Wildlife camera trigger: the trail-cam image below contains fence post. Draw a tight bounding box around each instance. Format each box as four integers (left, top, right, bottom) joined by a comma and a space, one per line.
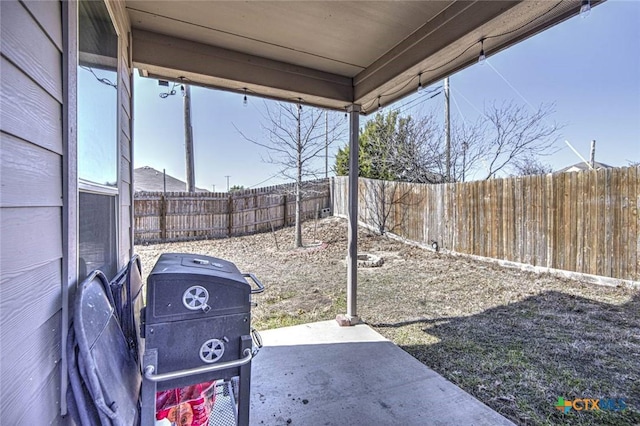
254, 194, 258, 233
228, 195, 233, 237
329, 177, 334, 215
160, 194, 167, 241
282, 194, 288, 226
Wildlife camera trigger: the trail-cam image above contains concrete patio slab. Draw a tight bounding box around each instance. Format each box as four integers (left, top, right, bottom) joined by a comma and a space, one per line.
249, 320, 514, 426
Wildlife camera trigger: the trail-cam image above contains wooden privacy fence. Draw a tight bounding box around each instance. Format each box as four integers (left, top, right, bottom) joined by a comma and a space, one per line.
135, 179, 330, 243
333, 167, 639, 282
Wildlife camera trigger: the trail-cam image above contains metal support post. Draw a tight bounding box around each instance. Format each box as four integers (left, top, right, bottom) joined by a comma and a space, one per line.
444, 77, 451, 182
237, 335, 253, 426
337, 104, 361, 326
141, 349, 159, 426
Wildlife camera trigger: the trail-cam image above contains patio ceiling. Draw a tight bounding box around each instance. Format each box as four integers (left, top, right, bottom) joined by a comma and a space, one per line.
129, 0, 601, 113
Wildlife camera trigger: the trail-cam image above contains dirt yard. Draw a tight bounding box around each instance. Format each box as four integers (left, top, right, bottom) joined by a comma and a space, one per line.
136, 217, 639, 426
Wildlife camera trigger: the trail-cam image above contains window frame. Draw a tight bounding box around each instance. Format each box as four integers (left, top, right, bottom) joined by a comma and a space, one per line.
76, 0, 121, 281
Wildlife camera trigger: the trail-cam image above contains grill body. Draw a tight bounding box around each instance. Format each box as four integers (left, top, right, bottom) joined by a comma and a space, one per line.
145, 253, 251, 389
141, 253, 256, 425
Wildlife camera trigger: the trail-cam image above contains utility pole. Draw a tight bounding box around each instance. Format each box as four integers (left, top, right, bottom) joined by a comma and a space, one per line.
590, 140, 596, 169
158, 79, 196, 192
182, 84, 196, 192
212, 184, 215, 192
325, 110, 329, 179
225, 175, 230, 192
444, 77, 451, 182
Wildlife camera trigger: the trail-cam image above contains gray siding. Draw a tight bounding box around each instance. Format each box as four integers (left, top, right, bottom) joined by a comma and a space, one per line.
118, 25, 134, 267
0, 0, 65, 424
1, 0, 133, 422
103, 0, 134, 268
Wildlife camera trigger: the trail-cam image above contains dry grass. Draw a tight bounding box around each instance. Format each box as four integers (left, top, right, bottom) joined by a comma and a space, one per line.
136, 217, 639, 426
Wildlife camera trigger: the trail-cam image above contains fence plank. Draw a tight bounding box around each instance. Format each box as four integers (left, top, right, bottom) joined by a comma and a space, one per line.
330, 169, 636, 281
134, 172, 635, 280
134, 179, 330, 243
630, 166, 639, 280
567, 172, 577, 272
553, 172, 564, 270
575, 172, 584, 273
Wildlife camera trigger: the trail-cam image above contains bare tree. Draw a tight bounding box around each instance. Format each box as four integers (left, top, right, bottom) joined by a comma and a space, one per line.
476, 101, 561, 179
513, 156, 553, 176
236, 102, 345, 248
360, 179, 421, 236
412, 115, 487, 183
336, 101, 560, 184
387, 114, 444, 183
422, 102, 561, 181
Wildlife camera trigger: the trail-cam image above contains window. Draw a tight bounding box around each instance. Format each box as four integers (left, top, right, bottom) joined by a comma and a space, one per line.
78, 0, 119, 281
78, 190, 117, 280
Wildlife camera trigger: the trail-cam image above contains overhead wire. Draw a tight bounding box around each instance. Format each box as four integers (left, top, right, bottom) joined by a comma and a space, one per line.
450, 91, 469, 124
159, 82, 179, 98
360, 0, 565, 113
389, 90, 442, 115
451, 86, 485, 118
80, 65, 117, 89
485, 59, 559, 132
394, 86, 442, 111
248, 172, 281, 188
485, 59, 539, 115
370, 86, 441, 115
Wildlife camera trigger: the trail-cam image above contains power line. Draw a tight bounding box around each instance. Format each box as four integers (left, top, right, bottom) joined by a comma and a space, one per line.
248, 172, 281, 189
450, 86, 485, 118
486, 59, 538, 115
394, 86, 442, 112
361, 0, 565, 113
389, 90, 442, 115
450, 91, 469, 124
370, 86, 440, 115
159, 82, 179, 98
80, 66, 117, 89
485, 59, 557, 130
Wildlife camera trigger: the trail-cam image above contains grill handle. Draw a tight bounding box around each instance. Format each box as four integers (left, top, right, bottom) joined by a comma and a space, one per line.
143, 348, 252, 383
243, 273, 265, 294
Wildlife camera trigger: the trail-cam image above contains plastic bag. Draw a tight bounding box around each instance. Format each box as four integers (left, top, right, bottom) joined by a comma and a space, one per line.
155, 381, 216, 426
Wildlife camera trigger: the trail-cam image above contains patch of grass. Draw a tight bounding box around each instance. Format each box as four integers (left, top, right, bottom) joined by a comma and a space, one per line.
136, 217, 640, 426
391, 291, 640, 425
331, 290, 346, 312
263, 290, 297, 305
256, 312, 307, 330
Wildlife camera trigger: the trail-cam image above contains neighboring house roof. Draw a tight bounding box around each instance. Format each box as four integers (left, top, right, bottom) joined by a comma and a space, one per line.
134, 166, 209, 192
557, 161, 613, 173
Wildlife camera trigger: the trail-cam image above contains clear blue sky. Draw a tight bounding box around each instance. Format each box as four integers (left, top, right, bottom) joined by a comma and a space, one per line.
133, 0, 640, 190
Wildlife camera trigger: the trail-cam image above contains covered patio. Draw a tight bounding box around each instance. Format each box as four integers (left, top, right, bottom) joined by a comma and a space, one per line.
0, 0, 605, 424
250, 320, 514, 425
125, 3, 602, 422
129, 0, 603, 327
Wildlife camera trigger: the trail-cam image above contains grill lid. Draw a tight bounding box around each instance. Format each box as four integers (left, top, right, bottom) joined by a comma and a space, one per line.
146, 253, 252, 324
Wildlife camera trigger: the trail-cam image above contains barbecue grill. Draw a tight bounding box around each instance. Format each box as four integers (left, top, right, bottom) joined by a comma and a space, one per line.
140, 253, 264, 425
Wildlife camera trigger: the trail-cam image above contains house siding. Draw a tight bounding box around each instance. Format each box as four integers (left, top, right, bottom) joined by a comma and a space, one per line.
0, 0, 65, 423
105, 0, 134, 268
0, 0, 133, 422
